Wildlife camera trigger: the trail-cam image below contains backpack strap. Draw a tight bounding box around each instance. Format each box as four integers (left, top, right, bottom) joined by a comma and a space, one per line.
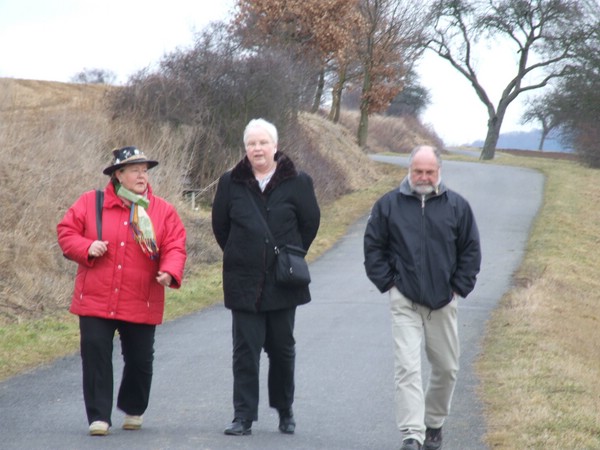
95, 189, 104, 240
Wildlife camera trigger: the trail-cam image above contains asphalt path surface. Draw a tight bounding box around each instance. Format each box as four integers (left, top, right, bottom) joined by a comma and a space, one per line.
0, 155, 544, 450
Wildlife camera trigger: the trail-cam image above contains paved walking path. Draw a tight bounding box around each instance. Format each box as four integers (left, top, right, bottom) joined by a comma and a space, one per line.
0, 156, 544, 449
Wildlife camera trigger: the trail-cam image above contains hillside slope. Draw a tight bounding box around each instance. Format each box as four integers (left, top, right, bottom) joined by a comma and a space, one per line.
0, 78, 108, 114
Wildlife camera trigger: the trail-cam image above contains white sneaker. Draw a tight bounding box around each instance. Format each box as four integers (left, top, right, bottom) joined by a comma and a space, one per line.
89, 420, 109, 436
123, 414, 143, 430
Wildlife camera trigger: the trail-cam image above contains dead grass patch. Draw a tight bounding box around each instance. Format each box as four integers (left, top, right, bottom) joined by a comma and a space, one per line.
477, 154, 600, 449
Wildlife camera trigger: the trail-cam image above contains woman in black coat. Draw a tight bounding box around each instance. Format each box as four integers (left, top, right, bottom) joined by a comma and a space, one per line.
211, 118, 320, 436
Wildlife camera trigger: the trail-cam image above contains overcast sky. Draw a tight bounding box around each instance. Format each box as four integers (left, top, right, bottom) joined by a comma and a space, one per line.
0, 0, 534, 146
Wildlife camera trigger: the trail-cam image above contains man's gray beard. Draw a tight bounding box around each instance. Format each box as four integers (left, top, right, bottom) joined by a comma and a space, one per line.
413, 184, 435, 195
409, 174, 442, 195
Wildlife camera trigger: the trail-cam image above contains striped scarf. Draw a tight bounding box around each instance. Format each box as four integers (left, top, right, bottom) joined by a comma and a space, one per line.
116, 184, 159, 259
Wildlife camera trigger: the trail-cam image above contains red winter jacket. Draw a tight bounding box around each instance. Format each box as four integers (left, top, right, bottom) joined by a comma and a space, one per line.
57, 181, 187, 325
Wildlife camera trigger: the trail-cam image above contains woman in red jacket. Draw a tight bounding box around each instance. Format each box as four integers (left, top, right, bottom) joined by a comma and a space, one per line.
57, 146, 187, 436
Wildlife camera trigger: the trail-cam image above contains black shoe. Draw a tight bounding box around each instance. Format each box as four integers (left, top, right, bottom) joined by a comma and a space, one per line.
424, 427, 442, 450
224, 418, 252, 436
400, 438, 422, 450
278, 408, 295, 434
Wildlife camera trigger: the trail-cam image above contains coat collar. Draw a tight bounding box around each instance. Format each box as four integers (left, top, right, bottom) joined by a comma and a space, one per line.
231, 152, 298, 194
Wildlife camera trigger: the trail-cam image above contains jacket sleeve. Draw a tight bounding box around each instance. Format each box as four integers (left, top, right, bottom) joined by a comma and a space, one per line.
157, 203, 187, 289
56, 191, 96, 267
363, 198, 396, 293
296, 173, 320, 251
451, 199, 481, 298
211, 174, 231, 251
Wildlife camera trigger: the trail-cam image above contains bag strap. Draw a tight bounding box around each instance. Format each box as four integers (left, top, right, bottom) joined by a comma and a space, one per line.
95, 189, 104, 240
244, 188, 279, 255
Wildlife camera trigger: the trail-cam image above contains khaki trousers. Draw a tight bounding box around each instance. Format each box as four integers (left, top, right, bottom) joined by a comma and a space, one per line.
389, 287, 460, 444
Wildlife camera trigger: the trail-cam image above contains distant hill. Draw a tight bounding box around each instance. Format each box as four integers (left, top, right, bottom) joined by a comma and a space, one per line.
471, 129, 573, 152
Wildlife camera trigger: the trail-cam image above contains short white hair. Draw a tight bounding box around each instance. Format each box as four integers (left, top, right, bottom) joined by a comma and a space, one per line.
243, 118, 278, 145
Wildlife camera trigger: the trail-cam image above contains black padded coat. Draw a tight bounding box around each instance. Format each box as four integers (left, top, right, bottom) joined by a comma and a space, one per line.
211, 152, 320, 312
364, 177, 481, 310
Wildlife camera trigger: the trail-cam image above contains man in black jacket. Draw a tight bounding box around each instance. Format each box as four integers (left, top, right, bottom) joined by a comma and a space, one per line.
363, 145, 481, 450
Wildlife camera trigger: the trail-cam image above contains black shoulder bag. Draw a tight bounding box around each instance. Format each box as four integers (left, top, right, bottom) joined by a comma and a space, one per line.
95, 189, 104, 240
245, 189, 311, 287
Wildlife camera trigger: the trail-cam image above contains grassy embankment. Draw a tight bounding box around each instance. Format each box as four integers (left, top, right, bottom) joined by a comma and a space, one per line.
476, 153, 600, 449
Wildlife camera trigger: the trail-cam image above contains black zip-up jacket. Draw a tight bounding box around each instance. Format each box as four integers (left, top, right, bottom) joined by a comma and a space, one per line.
363, 177, 481, 310
212, 152, 320, 312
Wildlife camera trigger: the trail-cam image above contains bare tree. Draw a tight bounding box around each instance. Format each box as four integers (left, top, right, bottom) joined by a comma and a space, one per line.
548, 41, 600, 164
356, 0, 429, 148
427, 0, 594, 160
521, 93, 561, 151
518, 0, 600, 163
327, 33, 365, 123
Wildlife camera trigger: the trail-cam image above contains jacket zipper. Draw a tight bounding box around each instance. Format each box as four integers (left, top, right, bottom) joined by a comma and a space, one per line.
420, 194, 426, 303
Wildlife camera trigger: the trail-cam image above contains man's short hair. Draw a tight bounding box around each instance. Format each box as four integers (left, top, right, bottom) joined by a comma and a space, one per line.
409, 145, 442, 167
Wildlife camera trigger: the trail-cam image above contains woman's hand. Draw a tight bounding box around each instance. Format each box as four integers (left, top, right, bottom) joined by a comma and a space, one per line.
156, 271, 172, 287
88, 240, 109, 258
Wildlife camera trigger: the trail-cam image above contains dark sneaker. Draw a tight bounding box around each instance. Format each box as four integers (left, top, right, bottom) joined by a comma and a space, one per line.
224, 418, 252, 436
424, 427, 443, 450
400, 438, 422, 450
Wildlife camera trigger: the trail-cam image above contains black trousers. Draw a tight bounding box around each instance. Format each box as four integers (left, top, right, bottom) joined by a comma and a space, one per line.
231, 308, 296, 421
79, 316, 156, 425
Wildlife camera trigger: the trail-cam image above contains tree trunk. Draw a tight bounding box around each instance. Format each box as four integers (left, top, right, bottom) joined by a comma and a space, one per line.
358, 108, 369, 148
311, 68, 325, 114
332, 94, 342, 123
329, 65, 347, 124
328, 86, 343, 123
538, 134, 546, 151
480, 116, 502, 160
480, 103, 508, 160
358, 66, 372, 148
538, 123, 550, 151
